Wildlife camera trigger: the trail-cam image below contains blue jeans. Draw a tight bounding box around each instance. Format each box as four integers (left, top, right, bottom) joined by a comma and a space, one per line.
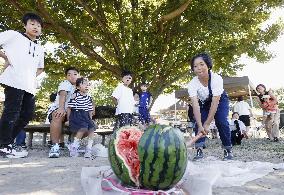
194, 94, 232, 150
16, 130, 26, 145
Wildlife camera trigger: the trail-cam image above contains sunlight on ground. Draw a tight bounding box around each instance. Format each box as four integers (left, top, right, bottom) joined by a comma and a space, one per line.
21, 191, 58, 195
49, 168, 68, 173
0, 160, 9, 164
0, 162, 44, 169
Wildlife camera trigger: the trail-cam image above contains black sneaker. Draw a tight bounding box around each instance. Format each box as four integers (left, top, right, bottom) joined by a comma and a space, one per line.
273, 137, 279, 142
59, 142, 67, 149
193, 148, 204, 160
223, 149, 233, 161
0, 144, 28, 158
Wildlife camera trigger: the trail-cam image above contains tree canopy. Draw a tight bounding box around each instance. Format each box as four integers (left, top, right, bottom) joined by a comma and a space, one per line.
1, 0, 283, 102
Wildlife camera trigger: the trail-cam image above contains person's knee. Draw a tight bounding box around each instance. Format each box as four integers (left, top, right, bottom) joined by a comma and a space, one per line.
50, 117, 64, 130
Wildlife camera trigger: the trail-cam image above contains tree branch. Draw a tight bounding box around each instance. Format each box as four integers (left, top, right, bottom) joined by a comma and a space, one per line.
113, 0, 127, 52
75, 0, 122, 62
158, 0, 191, 32
82, 33, 117, 59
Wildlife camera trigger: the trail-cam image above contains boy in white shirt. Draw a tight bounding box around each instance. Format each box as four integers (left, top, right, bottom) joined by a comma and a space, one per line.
0, 13, 44, 158
112, 70, 135, 128
48, 67, 79, 158
229, 112, 246, 145
233, 96, 253, 137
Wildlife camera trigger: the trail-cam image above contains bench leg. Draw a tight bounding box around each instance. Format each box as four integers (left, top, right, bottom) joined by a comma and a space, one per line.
28, 132, 33, 147
42, 132, 47, 146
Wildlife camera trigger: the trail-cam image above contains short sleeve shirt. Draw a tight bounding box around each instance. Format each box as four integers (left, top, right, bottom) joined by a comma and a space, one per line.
47, 80, 75, 115
187, 72, 224, 102
0, 30, 45, 95
112, 83, 135, 115
229, 119, 246, 132
233, 101, 251, 116
68, 91, 93, 112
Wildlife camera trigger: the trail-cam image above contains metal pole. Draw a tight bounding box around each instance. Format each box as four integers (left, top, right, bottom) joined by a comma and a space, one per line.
248, 84, 254, 108
174, 91, 177, 122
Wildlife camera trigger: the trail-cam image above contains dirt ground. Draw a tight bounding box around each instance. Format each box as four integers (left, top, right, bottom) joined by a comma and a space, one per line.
0, 134, 284, 195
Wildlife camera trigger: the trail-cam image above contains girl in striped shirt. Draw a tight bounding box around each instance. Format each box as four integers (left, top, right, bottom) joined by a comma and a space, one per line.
67, 77, 95, 158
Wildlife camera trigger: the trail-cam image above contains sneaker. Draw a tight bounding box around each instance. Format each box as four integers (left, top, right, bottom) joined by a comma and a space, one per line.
12, 144, 28, 155
20, 143, 27, 149
273, 137, 279, 142
193, 148, 203, 160
59, 142, 66, 149
49, 145, 60, 158
0, 144, 28, 158
84, 147, 92, 158
69, 144, 79, 157
223, 149, 233, 160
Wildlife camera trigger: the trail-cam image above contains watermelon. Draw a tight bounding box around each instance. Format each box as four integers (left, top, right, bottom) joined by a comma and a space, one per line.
108, 124, 188, 190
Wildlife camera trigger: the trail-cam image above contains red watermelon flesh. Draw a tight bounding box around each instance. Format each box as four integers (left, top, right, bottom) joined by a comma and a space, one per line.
115, 128, 143, 185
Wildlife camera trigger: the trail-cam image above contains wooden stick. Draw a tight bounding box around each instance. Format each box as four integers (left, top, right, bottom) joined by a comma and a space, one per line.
186, 130, 209, 147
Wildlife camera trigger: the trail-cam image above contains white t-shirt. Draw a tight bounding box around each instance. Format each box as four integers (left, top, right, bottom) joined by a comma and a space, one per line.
229, 119, 246, 133
233, 101, 251, 116
0, 30, 44, 95
112, 83, 135, 115
47, 80, 75, 115
187, 72, 224, 102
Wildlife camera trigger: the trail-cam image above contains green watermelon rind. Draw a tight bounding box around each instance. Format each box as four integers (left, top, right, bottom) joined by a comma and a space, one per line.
108, 126, 141, 186
109, 124, 188, 190
138, 124, 188, 190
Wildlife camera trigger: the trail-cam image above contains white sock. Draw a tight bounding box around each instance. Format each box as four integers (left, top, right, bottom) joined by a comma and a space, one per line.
53, 143, 59, 150
73, 138, 80, 148
87, 138, 94, 149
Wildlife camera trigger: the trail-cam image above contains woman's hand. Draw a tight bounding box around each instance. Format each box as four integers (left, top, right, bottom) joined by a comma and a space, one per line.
203, 123, 210, 134
198, 126, 208, 136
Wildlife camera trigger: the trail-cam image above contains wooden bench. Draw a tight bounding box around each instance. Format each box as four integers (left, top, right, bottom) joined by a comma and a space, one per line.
24, 124, 113, 147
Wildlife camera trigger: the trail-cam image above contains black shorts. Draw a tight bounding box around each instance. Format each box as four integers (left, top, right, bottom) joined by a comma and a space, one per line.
239, 115, 250, 126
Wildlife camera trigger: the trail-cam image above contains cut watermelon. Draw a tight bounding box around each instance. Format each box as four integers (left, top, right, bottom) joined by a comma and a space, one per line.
108, 125, 187, 190
115, 127, 142, 186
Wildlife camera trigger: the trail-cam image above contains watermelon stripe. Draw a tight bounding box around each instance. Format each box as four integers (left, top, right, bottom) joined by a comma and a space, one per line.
172, 132, 187, 185
157, 130, 171, 189
147, 127, 161, 188
139, 125, 157, 186
170, 130, 182, 186
149, 128, 166, 188
160, 129, 179, 189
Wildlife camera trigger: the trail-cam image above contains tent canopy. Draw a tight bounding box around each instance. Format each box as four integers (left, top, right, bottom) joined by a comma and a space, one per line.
175, 76, 257, 101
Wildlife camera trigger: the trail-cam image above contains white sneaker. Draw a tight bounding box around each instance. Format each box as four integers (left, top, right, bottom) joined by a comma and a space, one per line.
69, 144, 79, 157
49, 145, 60, 158
0, 145, 28, 158
84, 147, 92, 158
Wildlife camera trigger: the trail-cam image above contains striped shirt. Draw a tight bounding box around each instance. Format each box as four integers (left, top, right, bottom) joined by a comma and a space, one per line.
68, 91, 93, 112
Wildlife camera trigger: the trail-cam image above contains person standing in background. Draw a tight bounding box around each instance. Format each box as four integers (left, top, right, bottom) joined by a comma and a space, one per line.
233, 96, 253, 138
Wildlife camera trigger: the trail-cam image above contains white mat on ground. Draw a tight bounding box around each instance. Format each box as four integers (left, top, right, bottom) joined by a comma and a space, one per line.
81, 156, 284, 195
